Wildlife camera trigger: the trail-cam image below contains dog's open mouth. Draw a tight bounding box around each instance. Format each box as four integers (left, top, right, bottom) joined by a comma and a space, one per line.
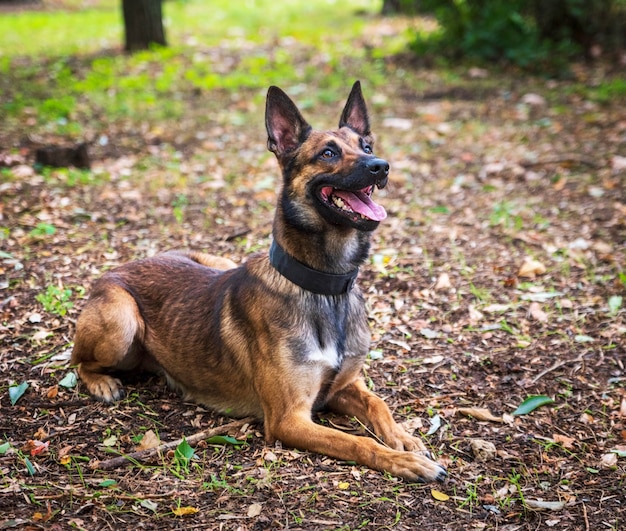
319, 185, 387, 222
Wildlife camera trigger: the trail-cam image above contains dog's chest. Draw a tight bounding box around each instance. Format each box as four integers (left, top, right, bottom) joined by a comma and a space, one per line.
306, 344, 341, 367
300, 295, 368, 369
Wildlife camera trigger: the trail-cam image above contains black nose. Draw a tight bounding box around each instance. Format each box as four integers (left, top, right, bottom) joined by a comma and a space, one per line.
366, 158, 390, 178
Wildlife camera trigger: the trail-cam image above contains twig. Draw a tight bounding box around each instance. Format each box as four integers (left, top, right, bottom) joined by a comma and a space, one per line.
531, 354, 585, 385
93, 417, 255, 470
582, 501, 590, 531
520, 157, 600, 169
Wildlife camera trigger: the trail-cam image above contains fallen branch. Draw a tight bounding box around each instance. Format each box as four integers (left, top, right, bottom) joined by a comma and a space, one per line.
92, 417, 255, 470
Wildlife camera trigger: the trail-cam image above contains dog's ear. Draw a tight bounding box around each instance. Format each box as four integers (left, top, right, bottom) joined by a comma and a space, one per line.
266, 86, 312, 156
339, 81, 371, 138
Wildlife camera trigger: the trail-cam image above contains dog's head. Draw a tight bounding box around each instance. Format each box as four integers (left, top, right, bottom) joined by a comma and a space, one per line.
265, 81, 389, 233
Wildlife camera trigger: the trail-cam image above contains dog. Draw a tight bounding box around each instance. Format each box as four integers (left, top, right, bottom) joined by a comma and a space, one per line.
71, 82, 447, 483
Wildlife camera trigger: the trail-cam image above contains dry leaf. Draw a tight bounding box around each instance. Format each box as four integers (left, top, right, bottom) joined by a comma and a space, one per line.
337, 482, 350, 490
46, 385, 59, 399
528, 302, 548, 323
172, 506, 199, 517
620, 397, 626, 418
247, 503, 263, 518
518, 257, 547, 278
552, 434, 575, 449
525, 499, 566, 511
482, 303, 511, 313
135, 430, 160, 451
263, 450, 278, 462
434, 272, 452, 291
457, 407, 503, 423
431, 489, 450, 501
600, 453, 618, 468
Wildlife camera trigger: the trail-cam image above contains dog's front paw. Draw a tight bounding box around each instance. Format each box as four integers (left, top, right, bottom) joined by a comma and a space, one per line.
393, 452, 448, 484
87, 375, 124, 403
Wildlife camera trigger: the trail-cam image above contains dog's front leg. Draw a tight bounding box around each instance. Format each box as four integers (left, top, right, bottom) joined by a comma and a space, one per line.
265, 408, 446, 483
326, 378, 431, 454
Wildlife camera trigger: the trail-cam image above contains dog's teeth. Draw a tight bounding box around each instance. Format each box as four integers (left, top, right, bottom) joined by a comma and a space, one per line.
332, 195, 352, 212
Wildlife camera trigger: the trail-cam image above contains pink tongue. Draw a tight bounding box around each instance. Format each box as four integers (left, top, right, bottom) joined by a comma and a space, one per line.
334, 190, 387, 221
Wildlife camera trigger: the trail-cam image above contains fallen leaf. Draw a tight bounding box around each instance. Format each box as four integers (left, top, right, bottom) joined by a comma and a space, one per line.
102, 435, 118, 447
58, 372, 77, 389
9, 382, 29, 406
528, 302, 548, 323
552, 434, 575, 449
434, 272, 452, 290
518, 257, 547, 278
172, 506, 198, 516
600, 453, 618, 468
135, 430, 160, 451
426, 414, 442, 436
247, 503, 262, 517
457, 407, 503, 423
46, 385, 59, 399
482, 303, 511, 313
420, 328, 440, 339
263, 450, 278, 462
431, 489, 450, 501
337, 482, 350, 490
524, 499, 567, 511
512, 395, 555, 415
140, 499, 158, 512
620, 397, 626, 418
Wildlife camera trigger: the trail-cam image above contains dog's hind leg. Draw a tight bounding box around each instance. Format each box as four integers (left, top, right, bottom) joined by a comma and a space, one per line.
167, 250, 237, 270
71, 284, 145, 402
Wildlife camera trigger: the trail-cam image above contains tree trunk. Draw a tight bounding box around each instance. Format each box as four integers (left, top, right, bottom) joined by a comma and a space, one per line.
381, 0, 421, 15
122, 0, 166, 53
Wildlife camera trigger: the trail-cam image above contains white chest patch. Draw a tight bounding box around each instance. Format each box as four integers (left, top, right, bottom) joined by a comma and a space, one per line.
306, 345, 340, 367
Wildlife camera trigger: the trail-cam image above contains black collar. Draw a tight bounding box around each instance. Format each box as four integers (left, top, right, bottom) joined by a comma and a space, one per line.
269, 240, 358, 296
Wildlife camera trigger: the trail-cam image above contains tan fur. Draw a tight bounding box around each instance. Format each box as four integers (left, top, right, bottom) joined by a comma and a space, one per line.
72, 83, 447, 483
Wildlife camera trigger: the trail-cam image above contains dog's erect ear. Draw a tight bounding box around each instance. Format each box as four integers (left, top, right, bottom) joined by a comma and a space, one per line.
339, 81, 371, 138
266, 86, 312, 156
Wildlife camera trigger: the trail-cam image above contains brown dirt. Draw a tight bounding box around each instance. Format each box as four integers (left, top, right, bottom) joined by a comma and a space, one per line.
1, 24, 625, 531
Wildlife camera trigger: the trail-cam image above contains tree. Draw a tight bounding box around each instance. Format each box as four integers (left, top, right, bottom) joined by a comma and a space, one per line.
381, 0, 421, 15
122, 0, 166, 53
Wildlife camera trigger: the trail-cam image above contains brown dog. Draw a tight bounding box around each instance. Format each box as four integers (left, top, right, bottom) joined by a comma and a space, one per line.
72, 82, 447, 483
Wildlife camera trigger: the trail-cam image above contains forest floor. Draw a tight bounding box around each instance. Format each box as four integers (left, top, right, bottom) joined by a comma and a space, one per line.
1, 3, 625, 530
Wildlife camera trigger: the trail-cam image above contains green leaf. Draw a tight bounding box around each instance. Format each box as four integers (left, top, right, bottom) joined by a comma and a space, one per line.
24, 457, 36, 476
0, 442, 11, 455
59, 371, 77, 388
140, 499, 158, 512
611, 449, 626, 458
574, 335, 594, 343
9, 382, 29, 406
98, 479, 117, 488
175, 437, 195, 460
368, 349, 384, 360
206, 435, 243, 447
608, 295, 622, 316
512, 395, 554, 416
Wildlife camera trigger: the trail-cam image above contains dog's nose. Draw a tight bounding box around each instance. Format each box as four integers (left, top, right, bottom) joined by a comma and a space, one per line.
366, 158, 390, 178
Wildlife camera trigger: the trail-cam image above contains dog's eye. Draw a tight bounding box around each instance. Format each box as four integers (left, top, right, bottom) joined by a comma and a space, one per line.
362, 144, 373, 154
321, 149, 336, 159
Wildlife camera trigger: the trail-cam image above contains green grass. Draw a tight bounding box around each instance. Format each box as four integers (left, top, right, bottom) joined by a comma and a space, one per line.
0, 0, 380, 57
0, 0, 386, 133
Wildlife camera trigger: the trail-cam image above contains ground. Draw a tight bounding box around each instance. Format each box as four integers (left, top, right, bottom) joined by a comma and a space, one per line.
0, 5, 625, 531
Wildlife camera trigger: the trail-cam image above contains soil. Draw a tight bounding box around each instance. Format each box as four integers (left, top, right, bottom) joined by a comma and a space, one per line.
1, 16, 625, 531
